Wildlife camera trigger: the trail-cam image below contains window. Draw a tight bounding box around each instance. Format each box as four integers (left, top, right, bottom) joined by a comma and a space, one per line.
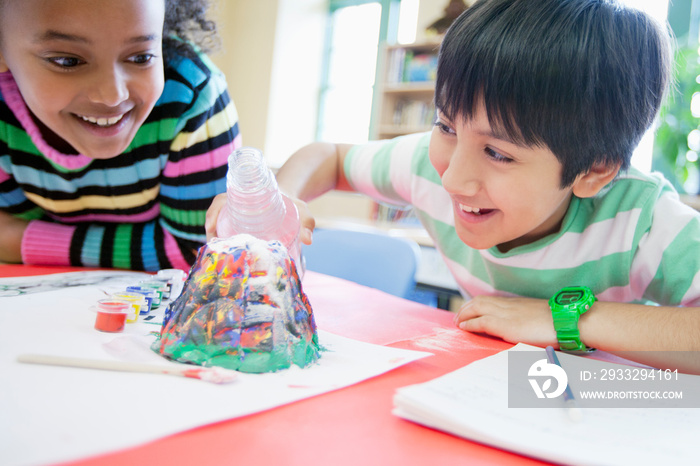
621, 0, 670, 172
317, 0, 405, 143
317, 0, 674, 166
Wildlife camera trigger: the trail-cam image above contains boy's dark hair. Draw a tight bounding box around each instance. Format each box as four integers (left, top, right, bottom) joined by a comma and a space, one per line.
163, 0, 219, 60
435, 0, 672, 187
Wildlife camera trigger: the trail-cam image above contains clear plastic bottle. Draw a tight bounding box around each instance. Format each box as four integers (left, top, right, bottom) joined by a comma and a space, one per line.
216, 147, 304, 277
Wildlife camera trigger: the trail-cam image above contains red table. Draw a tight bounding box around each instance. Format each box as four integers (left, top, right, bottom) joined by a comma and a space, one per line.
1, 265, 548, 466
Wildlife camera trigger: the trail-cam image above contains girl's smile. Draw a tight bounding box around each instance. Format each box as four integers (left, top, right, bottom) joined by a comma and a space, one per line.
77, 113, 127, 127
73, 110, 133, 138
0, 0, 165, 159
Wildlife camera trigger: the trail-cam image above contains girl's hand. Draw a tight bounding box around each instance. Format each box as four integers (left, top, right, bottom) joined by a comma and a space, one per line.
454, 295, 558, 347
0, 211, 28, 263
204, 193, 227, 241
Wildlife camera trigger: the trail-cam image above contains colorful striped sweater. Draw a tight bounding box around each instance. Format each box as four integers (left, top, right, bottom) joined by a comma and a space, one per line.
0, 51, 240, 271
345, 132, 700, 306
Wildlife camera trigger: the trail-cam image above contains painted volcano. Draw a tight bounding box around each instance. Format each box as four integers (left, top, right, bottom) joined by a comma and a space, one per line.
152, 234, 320, 373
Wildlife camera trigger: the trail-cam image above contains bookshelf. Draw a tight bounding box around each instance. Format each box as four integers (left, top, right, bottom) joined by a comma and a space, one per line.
368, 40, 441, 223
372, 40, 441, 140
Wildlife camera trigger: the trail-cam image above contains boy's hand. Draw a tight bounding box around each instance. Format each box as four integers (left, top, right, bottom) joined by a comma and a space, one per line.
204, 193, 227, 241
204, 193, 317, 245
454, 296, 558, 347
289, 196, 315, 245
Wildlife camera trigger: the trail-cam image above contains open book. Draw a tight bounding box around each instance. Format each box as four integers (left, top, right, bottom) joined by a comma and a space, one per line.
393, 343, 700, 466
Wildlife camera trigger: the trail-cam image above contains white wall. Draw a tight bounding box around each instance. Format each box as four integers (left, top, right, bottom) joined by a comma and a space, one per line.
210, 0, 325, 168
210, 0, 278, 157
263, 0, 327, 168
211, 0, 454, 168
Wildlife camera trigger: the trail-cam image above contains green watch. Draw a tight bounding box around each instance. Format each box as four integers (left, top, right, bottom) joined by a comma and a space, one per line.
549, 286, 596, 352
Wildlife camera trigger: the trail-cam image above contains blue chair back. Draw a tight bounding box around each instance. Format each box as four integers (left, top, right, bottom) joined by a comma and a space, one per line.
302, 228, 421, 299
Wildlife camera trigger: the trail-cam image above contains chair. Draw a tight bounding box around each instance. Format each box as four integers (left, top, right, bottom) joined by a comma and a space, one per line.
302, 227, 422, 299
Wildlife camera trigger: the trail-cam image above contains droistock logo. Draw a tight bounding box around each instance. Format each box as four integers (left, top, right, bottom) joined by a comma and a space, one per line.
528, 358, 568, 399
509, 349, 700, 408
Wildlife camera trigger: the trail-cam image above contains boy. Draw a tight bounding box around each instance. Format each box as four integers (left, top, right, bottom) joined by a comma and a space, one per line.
211, 0, 700, 372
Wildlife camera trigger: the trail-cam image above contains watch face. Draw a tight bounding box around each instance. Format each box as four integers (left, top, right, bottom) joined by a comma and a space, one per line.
554, 290, 584, 306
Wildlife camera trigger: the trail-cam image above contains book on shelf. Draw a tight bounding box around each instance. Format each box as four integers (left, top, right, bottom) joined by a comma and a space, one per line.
371, 202, 415, 223
404, 53, 438, 82
386, 48, 438, 84
386, 48, 406, 84
392, 100, 435, 128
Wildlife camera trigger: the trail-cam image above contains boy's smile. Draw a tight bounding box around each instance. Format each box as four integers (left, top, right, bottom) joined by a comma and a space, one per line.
429, 104, 576, 253
0, 0, 165, 159
456, 203, 494, 219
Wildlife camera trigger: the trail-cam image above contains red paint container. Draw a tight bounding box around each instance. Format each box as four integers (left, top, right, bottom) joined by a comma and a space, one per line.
93, 299, 129, 333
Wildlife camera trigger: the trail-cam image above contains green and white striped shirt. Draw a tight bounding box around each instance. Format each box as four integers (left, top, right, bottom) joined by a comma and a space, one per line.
345, 132, 700, 306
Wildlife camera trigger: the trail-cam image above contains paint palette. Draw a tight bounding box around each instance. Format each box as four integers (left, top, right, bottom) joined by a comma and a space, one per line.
90, 269, 185, 332
151, 234, 320, 373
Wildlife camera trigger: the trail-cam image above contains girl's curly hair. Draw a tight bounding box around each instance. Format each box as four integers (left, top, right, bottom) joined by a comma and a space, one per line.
163, 0, 220, 60
0, 0, 218, 60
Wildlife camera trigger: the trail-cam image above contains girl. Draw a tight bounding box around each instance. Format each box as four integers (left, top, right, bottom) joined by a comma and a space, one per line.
0, 0, 240, 271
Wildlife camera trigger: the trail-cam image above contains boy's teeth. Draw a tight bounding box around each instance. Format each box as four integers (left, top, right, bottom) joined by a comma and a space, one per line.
80, 114, 123, 126
460, 203, 481, 214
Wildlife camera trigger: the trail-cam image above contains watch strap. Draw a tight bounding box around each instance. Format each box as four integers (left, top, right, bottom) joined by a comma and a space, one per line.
549, 286, 596, 353
552, 311, 589, 351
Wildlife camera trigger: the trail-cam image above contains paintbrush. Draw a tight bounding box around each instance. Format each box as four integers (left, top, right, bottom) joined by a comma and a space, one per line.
17, 354, 237, 384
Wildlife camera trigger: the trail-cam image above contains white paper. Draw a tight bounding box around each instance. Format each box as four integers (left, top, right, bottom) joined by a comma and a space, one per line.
393, 343, 700, 466
0, 272, 432, 466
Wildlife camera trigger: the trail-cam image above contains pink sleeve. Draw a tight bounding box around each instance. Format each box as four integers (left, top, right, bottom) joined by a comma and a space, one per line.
20, 220, 75, 266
